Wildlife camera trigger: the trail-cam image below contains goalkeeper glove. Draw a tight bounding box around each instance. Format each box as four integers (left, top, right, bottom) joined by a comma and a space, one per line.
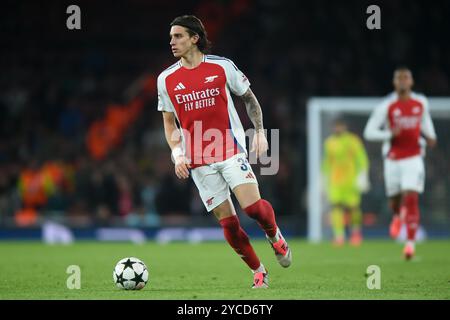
356, 171, 371, 193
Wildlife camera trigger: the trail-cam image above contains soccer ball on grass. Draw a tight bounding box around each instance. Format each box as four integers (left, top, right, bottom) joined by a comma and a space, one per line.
113, 257, 149, 290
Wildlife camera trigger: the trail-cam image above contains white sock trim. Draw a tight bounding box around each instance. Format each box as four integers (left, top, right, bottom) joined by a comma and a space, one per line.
268, 228, 281, 243
252, 264, 266, 274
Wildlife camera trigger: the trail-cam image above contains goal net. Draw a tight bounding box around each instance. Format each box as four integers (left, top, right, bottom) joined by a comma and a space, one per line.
306, 97, 450, 242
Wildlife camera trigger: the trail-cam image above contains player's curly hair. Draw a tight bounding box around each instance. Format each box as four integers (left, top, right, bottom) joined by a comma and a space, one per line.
170, 15, 212, 54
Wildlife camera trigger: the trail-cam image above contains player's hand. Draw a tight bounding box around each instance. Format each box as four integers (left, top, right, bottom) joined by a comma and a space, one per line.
426, 137, 437, 148
174, 155, 191, 179
251, 129, 269, 159
356, 171, 371, 193
391, 126, 402, 137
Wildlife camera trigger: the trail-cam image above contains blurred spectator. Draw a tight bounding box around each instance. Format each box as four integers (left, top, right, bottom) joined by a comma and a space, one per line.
155, 174, 192, 225
17, 160, 52, 211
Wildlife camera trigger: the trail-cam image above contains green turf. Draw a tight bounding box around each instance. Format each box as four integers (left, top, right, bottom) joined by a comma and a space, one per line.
0, 239, 449, 299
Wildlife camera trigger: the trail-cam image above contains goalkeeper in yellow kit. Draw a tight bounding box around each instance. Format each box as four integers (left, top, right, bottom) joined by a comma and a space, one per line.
322, 119, 370, 246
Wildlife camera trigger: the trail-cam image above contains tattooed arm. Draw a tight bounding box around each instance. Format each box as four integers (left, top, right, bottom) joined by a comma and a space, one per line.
240, 88, 268, 157
241, 88, 264, 131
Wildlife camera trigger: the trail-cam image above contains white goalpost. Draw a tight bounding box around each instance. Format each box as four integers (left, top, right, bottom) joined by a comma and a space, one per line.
306, 97, 450, 242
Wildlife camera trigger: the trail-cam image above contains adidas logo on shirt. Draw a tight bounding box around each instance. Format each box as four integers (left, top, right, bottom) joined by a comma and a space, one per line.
174, 82, 186, 91
245, 172, 255, 179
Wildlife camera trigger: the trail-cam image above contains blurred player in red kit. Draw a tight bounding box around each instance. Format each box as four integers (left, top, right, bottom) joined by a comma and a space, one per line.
364, 67, 437, 260
157, 15, 292, 288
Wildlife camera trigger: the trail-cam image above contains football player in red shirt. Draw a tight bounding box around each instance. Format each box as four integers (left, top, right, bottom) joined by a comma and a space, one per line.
364, 67, 437, 260
157, 15, 292, 288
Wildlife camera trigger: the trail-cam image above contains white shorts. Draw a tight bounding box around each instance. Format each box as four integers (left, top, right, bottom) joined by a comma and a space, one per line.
191, 153, 258, 212
384, 155, 425, 197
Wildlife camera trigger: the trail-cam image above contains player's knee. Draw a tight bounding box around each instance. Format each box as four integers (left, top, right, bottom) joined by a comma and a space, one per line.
243, 199, 273, 219
213, 200, 233, 220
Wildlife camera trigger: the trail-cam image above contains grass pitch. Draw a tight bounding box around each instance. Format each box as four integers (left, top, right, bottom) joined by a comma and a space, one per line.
0, 239, 449, 299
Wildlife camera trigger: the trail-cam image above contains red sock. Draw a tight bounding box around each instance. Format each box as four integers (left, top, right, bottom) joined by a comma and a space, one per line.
243, 199, 278, 238
219, 215, 261, 270
401, 193, 420, 241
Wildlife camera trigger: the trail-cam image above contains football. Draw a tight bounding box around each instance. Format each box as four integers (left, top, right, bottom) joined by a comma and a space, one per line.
113, 257, 149, 290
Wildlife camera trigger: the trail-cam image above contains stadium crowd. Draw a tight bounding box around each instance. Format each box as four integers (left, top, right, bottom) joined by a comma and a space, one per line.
0, 0, 449, 230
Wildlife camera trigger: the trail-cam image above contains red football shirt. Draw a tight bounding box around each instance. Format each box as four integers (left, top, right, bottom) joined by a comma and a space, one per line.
364, 92, 437, 160
387, 98, 424, 159
157, 55, 250, 168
